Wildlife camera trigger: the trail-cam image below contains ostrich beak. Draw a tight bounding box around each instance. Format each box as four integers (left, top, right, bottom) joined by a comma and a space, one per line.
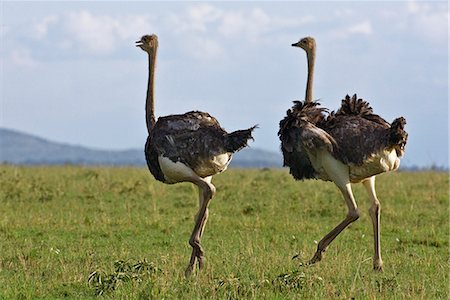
292, 42, 301, 47
135, 40, 143, 47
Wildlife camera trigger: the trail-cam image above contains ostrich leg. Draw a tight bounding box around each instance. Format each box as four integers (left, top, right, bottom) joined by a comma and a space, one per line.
308, 155, 360, 264
197, 176, 213, 240
363, 176, 383, 271
309, 182, 360, 264
185, 177, 215, 276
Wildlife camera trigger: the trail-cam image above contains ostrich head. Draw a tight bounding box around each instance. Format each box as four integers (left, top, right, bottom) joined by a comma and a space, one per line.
292, 37, 316, 53
136, 34, 158, 53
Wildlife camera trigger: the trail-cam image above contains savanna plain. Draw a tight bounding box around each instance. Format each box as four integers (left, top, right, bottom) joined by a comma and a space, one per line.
0, 166, 448, 299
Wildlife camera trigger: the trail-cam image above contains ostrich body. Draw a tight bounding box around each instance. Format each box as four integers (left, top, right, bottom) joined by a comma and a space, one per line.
137, 34, 255, 275
279, 37, 408, 271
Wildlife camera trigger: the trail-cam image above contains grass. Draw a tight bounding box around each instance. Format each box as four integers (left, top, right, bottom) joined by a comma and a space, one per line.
0, 166, 448, 299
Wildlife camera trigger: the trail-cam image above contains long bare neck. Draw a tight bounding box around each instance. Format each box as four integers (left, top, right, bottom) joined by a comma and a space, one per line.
305, 47, 315, 103
146, 47, 157, 134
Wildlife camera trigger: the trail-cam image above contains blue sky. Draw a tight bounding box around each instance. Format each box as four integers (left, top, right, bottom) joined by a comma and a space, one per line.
1, 1, 448, 168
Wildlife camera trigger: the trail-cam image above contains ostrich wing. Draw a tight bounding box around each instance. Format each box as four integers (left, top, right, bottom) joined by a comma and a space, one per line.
152, 112, 228, 167
325, 116, 391, 165
299, 122, 336, 153
280, 121, 337, 181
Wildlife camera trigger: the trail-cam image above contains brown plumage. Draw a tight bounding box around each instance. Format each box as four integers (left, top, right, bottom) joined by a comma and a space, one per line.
324, 94, 408, 170
136, 34, 255, 276
279, 36, 408, 271
146, 111, 255, 181
278, 100, 329, 179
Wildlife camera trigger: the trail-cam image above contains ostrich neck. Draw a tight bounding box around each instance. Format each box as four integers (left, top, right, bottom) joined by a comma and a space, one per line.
146, 48, 157, 134
305, 48, 315, 103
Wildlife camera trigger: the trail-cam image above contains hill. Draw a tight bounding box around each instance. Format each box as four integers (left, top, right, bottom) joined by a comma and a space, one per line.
0, 128, 282, 168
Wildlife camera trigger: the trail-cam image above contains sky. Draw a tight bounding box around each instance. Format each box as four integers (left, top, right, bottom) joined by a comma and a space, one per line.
1, 1, 448, 168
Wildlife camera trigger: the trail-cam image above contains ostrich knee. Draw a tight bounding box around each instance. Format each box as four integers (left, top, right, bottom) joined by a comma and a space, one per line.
348, 208, 361, 222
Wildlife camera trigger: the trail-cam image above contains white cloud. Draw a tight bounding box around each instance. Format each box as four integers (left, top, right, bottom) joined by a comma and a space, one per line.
187, 4, 222, 31
348, 20, 372, 35
219, 8, 271, 41
10, 48, 38, 68
168, 4, 316, 63
334, 8, 354, 18
331, 20, 373, 39
166, 3, 222, 33
405, 0, 448, 41
63, 11, 153, 55
186, 36, 225, 62
20, 5, 315, 63
65, 11, 119, 54
33, 15, 59, 39
116, 15, 153, 40
407, 1, 422, 14
164, 4, 315, 62
218, 7, 314, 43
167, 4, 314, 43
381, 1, 447, 43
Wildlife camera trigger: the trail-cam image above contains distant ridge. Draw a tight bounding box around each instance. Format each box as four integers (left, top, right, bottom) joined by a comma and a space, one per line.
0, 128, 282, 168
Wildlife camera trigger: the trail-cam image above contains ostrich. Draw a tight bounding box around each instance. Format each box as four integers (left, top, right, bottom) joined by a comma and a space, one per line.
136, 34, 256, 276
279, 37, 408, 271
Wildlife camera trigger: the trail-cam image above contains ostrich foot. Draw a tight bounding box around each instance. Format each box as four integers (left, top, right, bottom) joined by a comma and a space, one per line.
308, 250, 323, 265
185, 252, 197, 277
185, 263, 195, 277
373, 259, 383, 272
184, 246, 205, 277
184, 256, 205, 277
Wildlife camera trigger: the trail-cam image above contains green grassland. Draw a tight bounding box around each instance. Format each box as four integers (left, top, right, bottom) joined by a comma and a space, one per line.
0, 166, 448, 299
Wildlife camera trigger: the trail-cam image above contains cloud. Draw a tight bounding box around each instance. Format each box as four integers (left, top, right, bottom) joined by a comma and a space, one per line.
62, 11, 154, 55
10, 48, 39, 67
334, 8, 355, 18
187, 4, 223, 31
348, 20, 373, 35
185, 36, 225, 61
167, 4, 315, 42
219, 8, 271, 41
405, 0, 448, 41
16, 4, 315, 63
65, 11, 120, 54
330, 20, 373, 39
406, 1, 422, 14
33, 15, 59, 39
166, 3, 222, 33
381, 1, 447, 43
163, 4, 316, 62
218, 7, 315, 43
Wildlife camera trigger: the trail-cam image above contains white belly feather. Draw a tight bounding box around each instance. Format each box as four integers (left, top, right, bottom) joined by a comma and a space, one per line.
349, 148, 400, 182
158, 156, 197, 184
158, 153, 232, 183
307, 148, 400, 183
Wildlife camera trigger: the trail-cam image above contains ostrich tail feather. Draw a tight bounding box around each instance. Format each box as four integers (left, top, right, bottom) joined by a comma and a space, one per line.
226, 126, 257, 153
337, 94, 373, 116
389, 117, 408, 157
